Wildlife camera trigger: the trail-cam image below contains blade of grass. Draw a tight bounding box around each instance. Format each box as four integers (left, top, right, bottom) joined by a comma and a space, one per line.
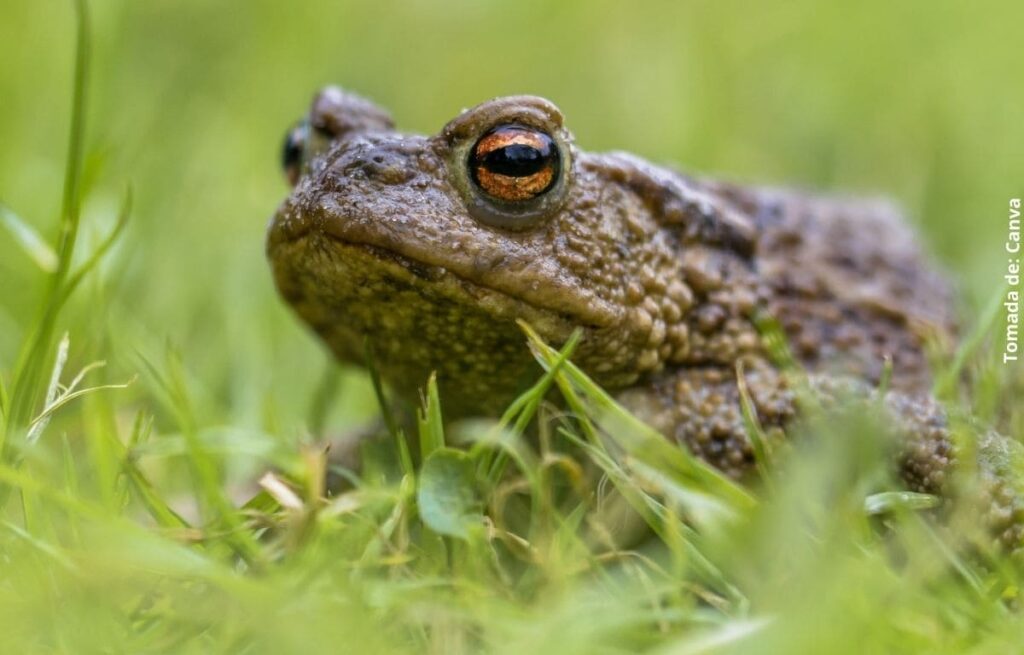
58, 185, 132, 306
122, 455, 191, 530
483, 328, 581, 485
934, 282, 1010, 399
1, 519, 79, 574
0, 375, 8, 420
24, 332, 69, 445
58, 431, 85, 545
4, 0, 91, 445
0, 202, 58, 272
364, 339, 413, 477
560, 426, 748, 609
521, 322, 756, 521
735, 360, 774, 492
30, 376, 134, 428
418, 373, 445, 460
113, 404, 189, 529
307, 361, 340, 436
138, 348, 260, 564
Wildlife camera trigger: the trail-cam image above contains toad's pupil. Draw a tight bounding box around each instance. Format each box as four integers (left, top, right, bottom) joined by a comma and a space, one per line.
482, 143, 547, 177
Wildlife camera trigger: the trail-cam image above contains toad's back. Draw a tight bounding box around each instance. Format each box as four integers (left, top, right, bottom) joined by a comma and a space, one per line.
708, 180, 955, 392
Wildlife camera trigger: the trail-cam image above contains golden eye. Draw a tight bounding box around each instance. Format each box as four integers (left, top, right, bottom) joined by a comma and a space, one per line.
469, 125, 560, 202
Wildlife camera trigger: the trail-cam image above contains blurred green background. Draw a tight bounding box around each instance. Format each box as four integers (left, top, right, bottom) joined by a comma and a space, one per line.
1, 0, 1022, 440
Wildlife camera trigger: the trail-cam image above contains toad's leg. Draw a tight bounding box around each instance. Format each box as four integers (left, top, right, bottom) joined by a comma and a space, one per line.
615, 360, 1024, 552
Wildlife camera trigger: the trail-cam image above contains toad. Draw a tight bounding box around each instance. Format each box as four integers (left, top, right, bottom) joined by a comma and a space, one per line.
267, 87, 1022, 549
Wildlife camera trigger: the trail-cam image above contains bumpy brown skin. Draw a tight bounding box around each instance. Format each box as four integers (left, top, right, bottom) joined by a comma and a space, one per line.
267, 87, 1023, 550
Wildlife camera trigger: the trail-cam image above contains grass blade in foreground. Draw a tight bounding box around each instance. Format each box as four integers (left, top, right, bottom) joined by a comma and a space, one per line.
3, 0, 91, 452
520, 321, 756, 527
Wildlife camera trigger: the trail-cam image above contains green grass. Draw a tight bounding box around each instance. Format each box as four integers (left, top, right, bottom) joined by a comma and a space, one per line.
2, 1, 1024, 653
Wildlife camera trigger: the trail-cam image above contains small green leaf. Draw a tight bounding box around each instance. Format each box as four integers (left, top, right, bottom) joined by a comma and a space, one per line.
417, 448, 483, 539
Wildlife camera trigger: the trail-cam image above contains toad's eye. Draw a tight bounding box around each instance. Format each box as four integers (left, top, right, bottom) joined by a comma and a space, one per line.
281, 121, 309, 186
469, 125, 560, 202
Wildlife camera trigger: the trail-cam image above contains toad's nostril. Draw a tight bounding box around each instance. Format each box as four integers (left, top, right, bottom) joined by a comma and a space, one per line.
348, 148, 414, 185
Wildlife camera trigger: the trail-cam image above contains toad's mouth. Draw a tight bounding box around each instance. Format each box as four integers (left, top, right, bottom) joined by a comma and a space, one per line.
315, 230, 608, 331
